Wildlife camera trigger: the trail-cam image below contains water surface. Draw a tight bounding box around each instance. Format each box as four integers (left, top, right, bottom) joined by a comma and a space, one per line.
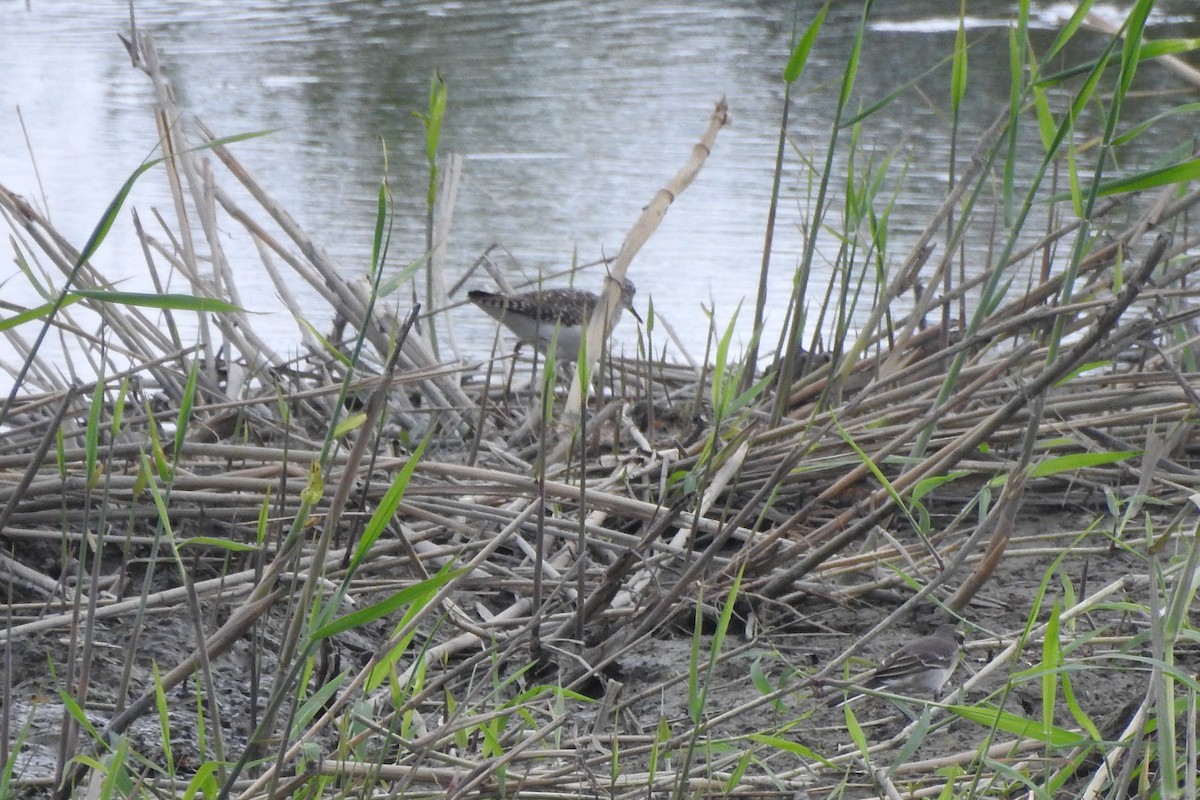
2, 1, 1197, 368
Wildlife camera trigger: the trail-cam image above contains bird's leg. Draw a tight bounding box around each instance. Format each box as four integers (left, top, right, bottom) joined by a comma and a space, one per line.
502, 341, 524, 399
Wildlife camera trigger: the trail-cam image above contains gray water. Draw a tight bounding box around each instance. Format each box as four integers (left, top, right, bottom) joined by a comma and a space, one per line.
2, 1, 1198, 367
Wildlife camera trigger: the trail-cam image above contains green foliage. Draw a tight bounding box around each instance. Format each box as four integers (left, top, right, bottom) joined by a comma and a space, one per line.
783, 3, 829, 84
332, 412, 367, 440
347, 435, 429, 573
151, 662, 175, 778
1028, 449, 1140, 478
85, 372, 105, 487
316, 561, 459, 642
418, 71, 447, 208
174, 361, 199, 461
950, 2, 967, 113
943, 703, 1089, 747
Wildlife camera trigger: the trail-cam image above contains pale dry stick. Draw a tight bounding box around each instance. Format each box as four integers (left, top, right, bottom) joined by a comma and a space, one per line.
315, 761, 786, 796
869, 761, 906, 800
0, 564, 258, 646
647, 307, 701, 373
139, 207, 286, 381
556, 501, 686, 638
190, 119, 476, 424
0, 551, 67, 599
253, 235, 324, 352
490, 497, 575, 593
428, 153, 463, 363
558, 97, 729, 437
415, 461, 755, 541
609, 441, 749, 610
140, 44, 218, 385
1080, 695, 1153, 800
0, 440, 323, 473
131, 209, 185, 354
177, 138, 239, 316
885, 736, 1050, 778
757, 233, 1171, 597
621, 409, 655, 452
185, 143, 463, 432
0, 467, 310, 508
0, 385, 82, 536
195, 150, 243, 315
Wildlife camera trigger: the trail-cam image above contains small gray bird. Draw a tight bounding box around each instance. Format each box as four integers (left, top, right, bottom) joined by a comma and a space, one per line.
468, 278, 639, 362
827, 623, 964, 708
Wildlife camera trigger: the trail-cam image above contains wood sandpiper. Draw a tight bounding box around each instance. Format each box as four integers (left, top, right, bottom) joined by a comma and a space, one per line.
468, 277, 640, 362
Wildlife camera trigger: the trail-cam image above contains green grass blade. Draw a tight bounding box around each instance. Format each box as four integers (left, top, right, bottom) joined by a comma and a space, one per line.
748, 734, 838, 769
0, 295, 84, 333
312, 562, 460, 640
950, 4, 967, 114
1041, 0, 1096, 63
945, 703, 1088, 747
174, 361, 200, 457
69, 290, 245, 313
152, 662, 175, 777
1087, 156, 1200, 197
1042, 601, 1060, 733
1028, 450, 1139, 478
347, 433, 430, 573
332, 413, 367, 440
783, 2, 829, 84
85, 375, 104, 486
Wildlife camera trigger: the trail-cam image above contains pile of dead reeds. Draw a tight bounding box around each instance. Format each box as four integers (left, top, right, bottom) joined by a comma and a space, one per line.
4, 16, 1200, 800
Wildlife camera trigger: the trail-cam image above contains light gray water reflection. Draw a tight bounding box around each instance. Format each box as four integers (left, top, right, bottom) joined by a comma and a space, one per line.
2, 1, 1198, 366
